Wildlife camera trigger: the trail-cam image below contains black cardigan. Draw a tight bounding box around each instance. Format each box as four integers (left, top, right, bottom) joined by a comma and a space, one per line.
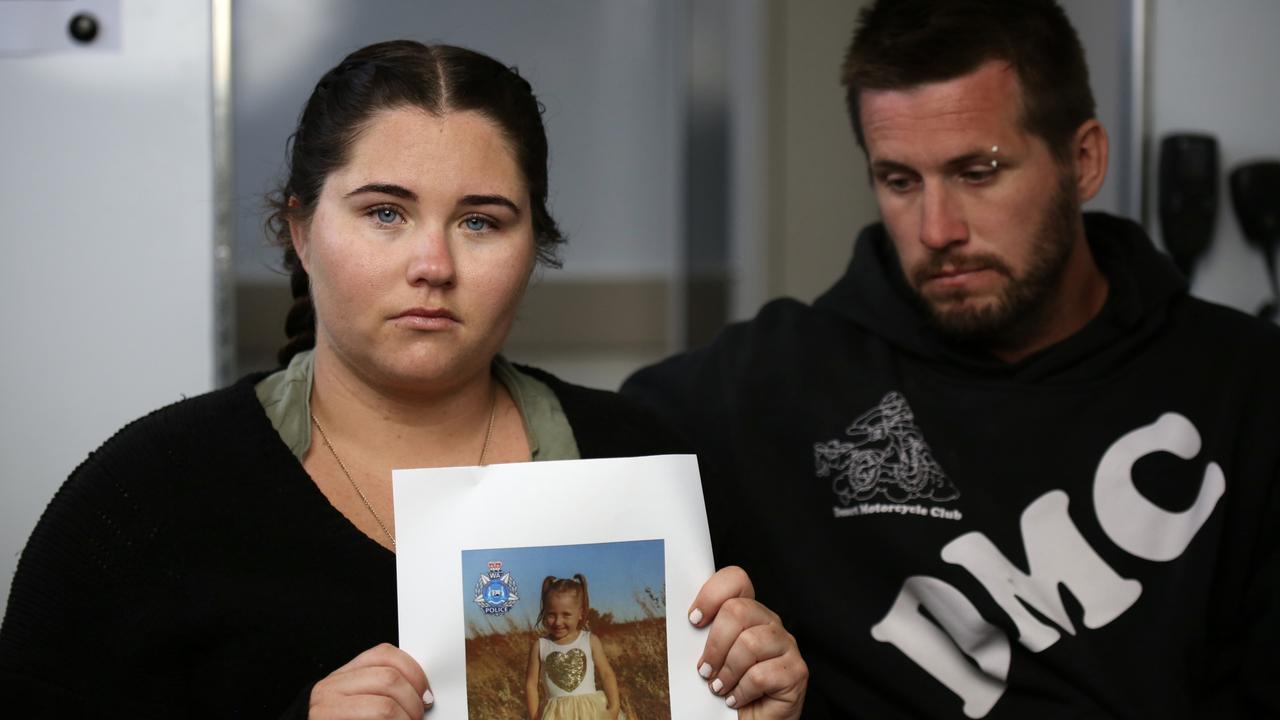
0, 369, 682, 718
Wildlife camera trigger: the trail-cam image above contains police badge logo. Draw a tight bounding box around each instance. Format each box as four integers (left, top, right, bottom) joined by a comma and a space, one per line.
473, 560, 519, 615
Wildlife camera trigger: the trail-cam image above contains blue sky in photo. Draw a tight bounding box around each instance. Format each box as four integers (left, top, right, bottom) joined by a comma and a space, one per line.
461, 539, 665, 636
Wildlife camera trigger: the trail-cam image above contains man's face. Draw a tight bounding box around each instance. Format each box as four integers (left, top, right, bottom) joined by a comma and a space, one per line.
860, 61, 1083, 346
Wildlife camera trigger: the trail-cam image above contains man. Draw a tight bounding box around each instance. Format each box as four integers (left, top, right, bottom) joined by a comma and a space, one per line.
623, 1, 1280, 717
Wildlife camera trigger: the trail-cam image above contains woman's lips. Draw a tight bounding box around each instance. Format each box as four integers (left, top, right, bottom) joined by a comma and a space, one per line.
392, 307, 459, 330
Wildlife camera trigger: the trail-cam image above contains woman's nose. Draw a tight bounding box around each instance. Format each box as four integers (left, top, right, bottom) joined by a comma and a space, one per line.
406, 229, 456, 287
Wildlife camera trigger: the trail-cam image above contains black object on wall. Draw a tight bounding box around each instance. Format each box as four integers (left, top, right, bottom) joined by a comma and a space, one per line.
1158, 134, 1219, 281
1229, 160, 1280, 320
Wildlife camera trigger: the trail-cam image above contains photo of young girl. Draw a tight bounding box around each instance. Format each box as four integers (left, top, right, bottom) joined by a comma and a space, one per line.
461, 539, 669, 720
526, 574, 621, 720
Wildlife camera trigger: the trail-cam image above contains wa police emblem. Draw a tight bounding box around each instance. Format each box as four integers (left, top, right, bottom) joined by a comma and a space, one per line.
473, 561, 519, 615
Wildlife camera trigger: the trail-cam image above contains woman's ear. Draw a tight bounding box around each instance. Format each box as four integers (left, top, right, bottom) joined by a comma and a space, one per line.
1071, 118, 1109, 204
287, 196, 310, 271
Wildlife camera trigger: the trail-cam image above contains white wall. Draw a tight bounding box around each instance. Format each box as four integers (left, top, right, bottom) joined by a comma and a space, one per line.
1146, 0, 1280, 316
765, 0, 876, 304
1060, 0, 1143, 218
0, 1, 216, 613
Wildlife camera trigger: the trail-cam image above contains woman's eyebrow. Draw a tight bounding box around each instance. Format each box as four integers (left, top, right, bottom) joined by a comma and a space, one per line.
344, 183, 417, 200
460, 194, 521, 215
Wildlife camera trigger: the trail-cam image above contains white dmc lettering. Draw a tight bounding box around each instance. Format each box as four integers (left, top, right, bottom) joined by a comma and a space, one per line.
871, 413, 1223, 718
870, 576, 1009, 719
1094, 413, 1225, 561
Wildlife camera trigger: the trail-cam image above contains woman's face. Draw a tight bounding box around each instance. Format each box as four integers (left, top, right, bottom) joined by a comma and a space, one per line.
292, 107, 537, 394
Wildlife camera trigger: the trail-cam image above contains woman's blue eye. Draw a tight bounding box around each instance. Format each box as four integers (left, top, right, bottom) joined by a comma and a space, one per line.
464, 216, 491, 232
374, 207, 400, 224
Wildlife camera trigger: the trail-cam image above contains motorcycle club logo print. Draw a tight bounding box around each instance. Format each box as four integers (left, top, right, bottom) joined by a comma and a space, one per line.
815, 392, 961, 519
473, 560, 519, 615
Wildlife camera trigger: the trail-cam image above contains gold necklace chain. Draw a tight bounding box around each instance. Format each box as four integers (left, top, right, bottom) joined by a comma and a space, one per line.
310, 384, 498, 549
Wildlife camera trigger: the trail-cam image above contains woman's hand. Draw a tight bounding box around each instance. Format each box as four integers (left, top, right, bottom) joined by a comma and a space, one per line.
309, 643, 433, 719
689, 567, 807, 719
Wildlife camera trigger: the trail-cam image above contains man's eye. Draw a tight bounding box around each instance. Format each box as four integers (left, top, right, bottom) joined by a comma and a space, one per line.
961, 167, 997, 184
882, 176, 916, 193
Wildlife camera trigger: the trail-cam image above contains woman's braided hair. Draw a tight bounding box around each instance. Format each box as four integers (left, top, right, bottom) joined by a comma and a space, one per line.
265, 41, 565, 367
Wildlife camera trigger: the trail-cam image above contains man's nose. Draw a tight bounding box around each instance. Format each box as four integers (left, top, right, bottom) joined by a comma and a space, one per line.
918, 183, 968, 250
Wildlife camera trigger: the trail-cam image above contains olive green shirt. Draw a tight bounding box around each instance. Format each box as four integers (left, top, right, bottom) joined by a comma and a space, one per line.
254, 350, 580, 462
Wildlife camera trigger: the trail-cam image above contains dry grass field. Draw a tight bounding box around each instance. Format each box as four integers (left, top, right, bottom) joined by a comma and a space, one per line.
465, 615, 671, 719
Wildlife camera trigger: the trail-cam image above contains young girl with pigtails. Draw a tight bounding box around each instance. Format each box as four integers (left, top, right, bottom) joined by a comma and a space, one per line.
525, 574, 624, 720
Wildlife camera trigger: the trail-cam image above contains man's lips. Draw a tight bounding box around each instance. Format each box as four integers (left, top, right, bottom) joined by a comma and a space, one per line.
922, 264, 998, 289
932, 265, 987, 278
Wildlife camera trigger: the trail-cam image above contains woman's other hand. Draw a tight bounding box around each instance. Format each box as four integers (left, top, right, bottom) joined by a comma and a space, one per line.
309, 643, 433, 719
689, 567, 808, 719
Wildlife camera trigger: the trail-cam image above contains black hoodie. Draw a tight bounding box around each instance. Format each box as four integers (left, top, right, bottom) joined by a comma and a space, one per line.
624, 213, 1280, 719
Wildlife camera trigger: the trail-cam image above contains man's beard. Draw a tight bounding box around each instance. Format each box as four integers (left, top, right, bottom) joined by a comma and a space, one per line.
905, 173, 1080, 348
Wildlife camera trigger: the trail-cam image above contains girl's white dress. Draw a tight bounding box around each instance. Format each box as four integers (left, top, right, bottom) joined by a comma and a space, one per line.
539, 630, 614, 720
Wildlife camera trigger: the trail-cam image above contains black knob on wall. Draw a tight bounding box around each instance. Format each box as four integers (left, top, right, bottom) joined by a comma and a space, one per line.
1158, 134, 1219, 280
68, 13, 100, 44
1229, 160, 1280, 319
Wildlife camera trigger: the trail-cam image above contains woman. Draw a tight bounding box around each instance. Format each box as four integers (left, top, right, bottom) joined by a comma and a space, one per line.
0, 41, 805, 718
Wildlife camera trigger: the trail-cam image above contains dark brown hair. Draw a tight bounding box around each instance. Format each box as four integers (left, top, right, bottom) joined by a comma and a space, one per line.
537, 574, 590, 632
267, 40, 565, 366
841, 0, 1095, 162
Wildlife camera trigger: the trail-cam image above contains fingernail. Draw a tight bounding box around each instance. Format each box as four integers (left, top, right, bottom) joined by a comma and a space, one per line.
698, 662, 713, 679
711, 678, 724, 694
726, 694, 738, 708
423, 689, 435, 706
689, 608, 703, 625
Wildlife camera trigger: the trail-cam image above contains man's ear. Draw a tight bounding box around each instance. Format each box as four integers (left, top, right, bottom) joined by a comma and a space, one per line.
287, 197, 310, 270
1072, 119, 1109, 204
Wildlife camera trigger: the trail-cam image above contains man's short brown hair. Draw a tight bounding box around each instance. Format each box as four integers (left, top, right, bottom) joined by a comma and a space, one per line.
841, 0, 1096, 162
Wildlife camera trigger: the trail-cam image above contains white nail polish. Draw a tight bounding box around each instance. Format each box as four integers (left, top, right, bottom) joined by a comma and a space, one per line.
726, 695, 738, 708
423, 689, 435, 706
689, 608, 703, 625
698, 662, 713, 679
711, 678, 724, 694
